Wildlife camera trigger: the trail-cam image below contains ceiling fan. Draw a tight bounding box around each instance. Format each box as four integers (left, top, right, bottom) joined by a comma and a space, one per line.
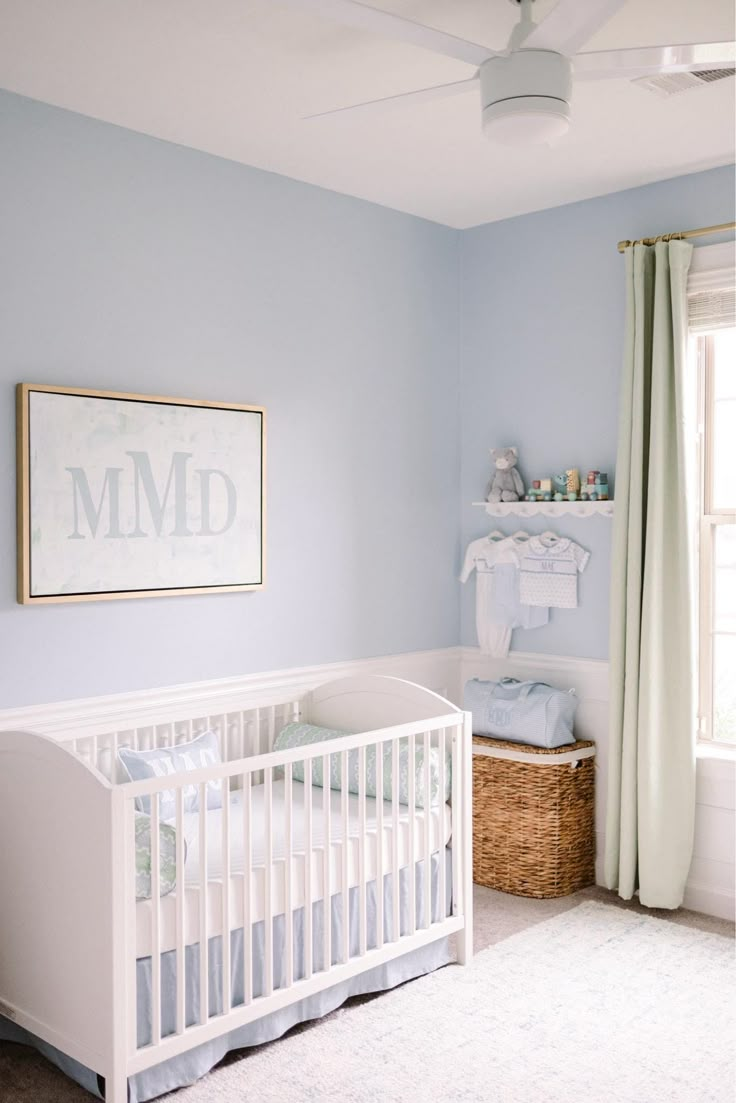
279, 0, 736, 145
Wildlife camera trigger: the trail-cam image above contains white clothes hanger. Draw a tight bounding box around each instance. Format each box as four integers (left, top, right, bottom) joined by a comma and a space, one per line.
487, 529, 505, 541
512, 530, 530, 541
540, 530, 560, 542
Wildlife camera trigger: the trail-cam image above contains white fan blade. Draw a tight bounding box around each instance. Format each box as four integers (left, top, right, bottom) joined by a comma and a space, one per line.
522, 0, 626, 55
277, 0, 493, 67
574, 41, 736, 81
305, 77, 479, 119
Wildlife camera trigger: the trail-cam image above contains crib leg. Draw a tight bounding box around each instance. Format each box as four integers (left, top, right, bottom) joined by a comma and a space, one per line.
457, 871, 474, 965
105, 1070, 129, 1103
457, 921, 474, 966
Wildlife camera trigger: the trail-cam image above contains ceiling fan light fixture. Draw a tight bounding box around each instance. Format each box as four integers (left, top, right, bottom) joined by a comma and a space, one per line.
483, 97, 570, 144
480, 49, 572, 145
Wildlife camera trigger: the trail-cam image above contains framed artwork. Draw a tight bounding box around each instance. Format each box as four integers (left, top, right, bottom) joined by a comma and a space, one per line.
16, 384, 266, 604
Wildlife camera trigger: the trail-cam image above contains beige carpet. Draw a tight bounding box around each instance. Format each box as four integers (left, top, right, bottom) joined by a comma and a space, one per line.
0, 886, 732, 1102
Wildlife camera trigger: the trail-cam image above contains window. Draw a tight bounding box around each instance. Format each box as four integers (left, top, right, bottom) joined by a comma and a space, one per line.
690, 242, 736, 747
696, 327, 736, 745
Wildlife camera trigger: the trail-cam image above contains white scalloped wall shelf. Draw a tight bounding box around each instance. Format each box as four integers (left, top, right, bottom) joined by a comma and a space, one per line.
472, 500, 614, 518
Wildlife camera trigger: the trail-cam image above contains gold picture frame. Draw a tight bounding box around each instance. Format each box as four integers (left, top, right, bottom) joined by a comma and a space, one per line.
17, 383, 266, 604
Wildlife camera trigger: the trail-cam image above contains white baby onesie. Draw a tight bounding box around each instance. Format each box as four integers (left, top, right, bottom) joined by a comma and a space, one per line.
518, 534, 590, 609
460, 535, 548, 656
460, 536, 511, 657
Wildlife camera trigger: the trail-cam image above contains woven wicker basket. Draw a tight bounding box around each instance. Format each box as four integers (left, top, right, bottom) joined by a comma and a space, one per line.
472, 736, 595, 899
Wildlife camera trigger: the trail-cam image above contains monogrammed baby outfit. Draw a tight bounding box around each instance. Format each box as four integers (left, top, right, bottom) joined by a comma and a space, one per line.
518, 534, 589, 609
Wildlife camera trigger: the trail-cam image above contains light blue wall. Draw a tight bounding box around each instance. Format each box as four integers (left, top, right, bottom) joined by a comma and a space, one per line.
460, 164, 736, 660
0, 91, 460, 708
1, 89, 732, 705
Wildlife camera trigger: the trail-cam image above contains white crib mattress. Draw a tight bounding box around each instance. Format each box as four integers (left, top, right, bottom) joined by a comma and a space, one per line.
136, 780, 452, 957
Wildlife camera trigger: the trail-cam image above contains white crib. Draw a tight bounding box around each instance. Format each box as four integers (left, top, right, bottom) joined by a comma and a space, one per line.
0, 675, 473, 1102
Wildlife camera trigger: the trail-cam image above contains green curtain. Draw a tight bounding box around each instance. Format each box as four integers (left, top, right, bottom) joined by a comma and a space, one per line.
605, 239, 696, 909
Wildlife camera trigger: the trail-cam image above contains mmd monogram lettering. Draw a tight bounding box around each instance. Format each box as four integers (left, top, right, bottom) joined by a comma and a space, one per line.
66, 451, 238, 539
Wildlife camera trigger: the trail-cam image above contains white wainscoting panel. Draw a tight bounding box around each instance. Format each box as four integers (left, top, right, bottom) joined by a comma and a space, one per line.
685, 752, 736, 921
0, 647, 461, 741
458, 647, 735, 921
3, 643, 732, 920
458, 648, 610, 884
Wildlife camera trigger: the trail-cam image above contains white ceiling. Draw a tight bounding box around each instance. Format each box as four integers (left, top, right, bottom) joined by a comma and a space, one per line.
0, 0, 733, 227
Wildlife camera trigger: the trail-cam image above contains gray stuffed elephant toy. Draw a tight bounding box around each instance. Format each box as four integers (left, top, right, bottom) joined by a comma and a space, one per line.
487, 447, 525, 503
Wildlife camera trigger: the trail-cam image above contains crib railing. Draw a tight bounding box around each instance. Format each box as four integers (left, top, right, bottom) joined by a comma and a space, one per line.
64, 700, 302, 783
114, 712, 471, 1075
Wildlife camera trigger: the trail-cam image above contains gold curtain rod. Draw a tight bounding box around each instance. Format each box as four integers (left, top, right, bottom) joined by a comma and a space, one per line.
617, 220, 736, 253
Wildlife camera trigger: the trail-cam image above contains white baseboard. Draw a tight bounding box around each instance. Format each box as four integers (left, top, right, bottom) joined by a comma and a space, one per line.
683, 881, 736, 923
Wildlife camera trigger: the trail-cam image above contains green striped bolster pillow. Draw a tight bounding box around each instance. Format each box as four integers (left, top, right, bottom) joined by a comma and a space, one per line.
273, 723, 451, 810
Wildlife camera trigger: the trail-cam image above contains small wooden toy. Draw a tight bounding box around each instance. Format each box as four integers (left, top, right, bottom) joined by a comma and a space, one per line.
596, 473, 610, 500
553, 473, 567, 498
540, 478, 552, 494
554, 492, 564, 502
566, 468, 581, 496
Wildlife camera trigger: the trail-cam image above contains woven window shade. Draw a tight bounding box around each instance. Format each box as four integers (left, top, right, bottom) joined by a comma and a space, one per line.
688, 243, 735, 333
688, 285, 736, 333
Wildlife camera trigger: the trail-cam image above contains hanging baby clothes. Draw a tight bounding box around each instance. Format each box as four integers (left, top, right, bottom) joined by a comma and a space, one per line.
490, 560, 549, 630
518, 533, 590, 608
460, 535, 512, 657
460, 534, 548, 657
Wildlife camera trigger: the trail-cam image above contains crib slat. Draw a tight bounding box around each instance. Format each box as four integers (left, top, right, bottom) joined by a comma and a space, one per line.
264, 767, 273, 997
438, 729, 446, 924
151, 792, 161, 1047
451, 728, 459, 915
375, 743, 384, 950
392, 740, 400, 942
424, 731, 432, 929
284, 763, 293, 989
304, 758, 313, 980
221, 776, 231, 1016
175, 787, 186, 1036
322, 753, 331, 973
341, 750, 350, 965
198, 782, 209, 1026
125, 801, 138, 1058
242, 772, 252, 1006
358, 745, 367, 956
408, 733, 416, 937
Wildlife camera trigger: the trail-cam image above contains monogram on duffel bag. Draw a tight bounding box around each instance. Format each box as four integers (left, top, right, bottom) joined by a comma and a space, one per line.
463, 677, 578, 749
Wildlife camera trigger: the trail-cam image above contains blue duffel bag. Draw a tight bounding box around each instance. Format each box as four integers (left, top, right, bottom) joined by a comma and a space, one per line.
463, 677, 578, 749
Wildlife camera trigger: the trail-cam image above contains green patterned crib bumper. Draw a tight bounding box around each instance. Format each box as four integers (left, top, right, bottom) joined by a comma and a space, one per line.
135, 812, 179, 900
273, 723, 452, 809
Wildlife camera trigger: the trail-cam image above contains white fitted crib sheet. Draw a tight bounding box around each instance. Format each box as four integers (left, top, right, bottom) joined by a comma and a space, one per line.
136, 780, 452, 957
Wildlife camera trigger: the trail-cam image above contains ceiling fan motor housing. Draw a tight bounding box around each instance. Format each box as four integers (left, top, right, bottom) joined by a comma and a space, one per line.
480, 49, 573, 144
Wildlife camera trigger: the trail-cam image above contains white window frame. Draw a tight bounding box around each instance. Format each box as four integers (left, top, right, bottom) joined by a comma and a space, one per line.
696, 333, 736, 743
691, 242, 736, 745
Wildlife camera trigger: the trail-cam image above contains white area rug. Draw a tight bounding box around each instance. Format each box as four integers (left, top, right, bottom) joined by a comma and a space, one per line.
171, 901, 734, 1103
